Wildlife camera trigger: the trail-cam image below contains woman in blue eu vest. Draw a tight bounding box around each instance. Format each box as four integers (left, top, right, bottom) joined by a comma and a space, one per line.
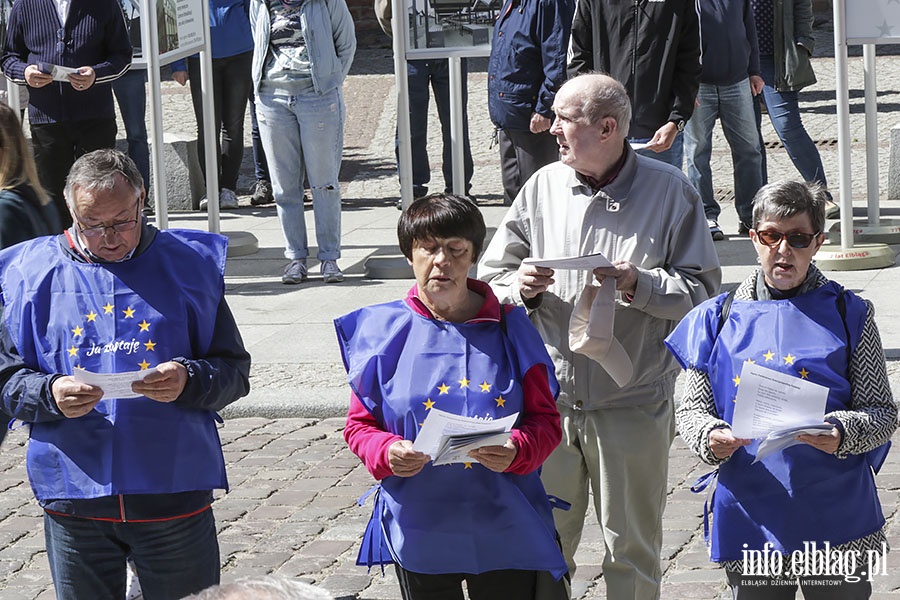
665, 180, 896, 599
336, 194, 568, 599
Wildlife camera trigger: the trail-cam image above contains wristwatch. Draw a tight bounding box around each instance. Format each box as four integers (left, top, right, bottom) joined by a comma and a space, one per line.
671, 118, 686, 133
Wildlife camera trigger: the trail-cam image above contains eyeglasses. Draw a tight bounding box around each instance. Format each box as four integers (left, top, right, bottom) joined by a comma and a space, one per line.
754, 229, 820, 249
56, 28, 65, 53
75, 204, 141, 238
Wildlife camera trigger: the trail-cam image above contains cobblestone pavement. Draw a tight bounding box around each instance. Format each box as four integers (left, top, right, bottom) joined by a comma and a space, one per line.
3, 14, 900, 599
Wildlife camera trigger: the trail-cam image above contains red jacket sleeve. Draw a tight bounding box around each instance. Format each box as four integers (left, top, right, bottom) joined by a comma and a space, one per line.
507, 363, 561, 475
344, 394, 402, 481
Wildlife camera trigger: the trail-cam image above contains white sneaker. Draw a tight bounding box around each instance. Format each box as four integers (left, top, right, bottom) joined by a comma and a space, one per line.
198, 196, 208, 211
321, 259, 343, 283
219, 188, 239, 209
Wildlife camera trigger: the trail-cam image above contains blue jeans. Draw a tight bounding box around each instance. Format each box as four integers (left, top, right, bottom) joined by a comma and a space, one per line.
754, 55, 827, 188
399, 59, 474, 197
112, 69, 151, 189
684, 79, 762, 225
44, 508, 219, 600
256, 88, 344, 261
632, 132, 684, 169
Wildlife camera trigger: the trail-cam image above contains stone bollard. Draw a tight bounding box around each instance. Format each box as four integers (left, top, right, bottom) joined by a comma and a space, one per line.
148, 133, 204, 211
889, 124, 900, 199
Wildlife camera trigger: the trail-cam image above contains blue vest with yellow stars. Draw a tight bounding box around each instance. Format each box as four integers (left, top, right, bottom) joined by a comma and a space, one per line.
335, 300, 568, 579
666, 282, 885, 562
0, 230, 228, 502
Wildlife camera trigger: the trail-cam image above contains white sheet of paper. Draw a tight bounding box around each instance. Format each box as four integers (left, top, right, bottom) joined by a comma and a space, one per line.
629, 141, 651, 151
523, 252, 614, 270
48, 64, 79, 82
731, 362, 829, 439
412, 408, 519, 464
73, 367, 158, 400
753, 423, 834, 463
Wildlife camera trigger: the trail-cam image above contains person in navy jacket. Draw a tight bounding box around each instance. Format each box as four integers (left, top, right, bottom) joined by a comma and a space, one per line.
1, 0, 132, 229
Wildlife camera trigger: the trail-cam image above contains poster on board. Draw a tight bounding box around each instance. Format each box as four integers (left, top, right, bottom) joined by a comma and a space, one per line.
845, 0, 900, 44
122, 0, 205, 66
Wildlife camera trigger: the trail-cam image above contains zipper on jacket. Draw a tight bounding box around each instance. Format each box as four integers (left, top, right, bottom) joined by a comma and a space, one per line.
631, 0, 639, 104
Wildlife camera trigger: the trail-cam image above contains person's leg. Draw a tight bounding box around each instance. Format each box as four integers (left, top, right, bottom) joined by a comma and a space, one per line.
394, 565, 465, 600
499, 128, 558, 205
296, 88, 344, 262
725, 570, 798, 600
123, 507, 220, 599
0, 410, 10, 446
432, 58, 473, 194
44, 512, 129, 599
112, 69, 151, 188
400, 59, 431, 197
255, 93, 309, 260
798, 572, 871, 599
187, 56, 208, 181
249, 90, 269, 182
758, 57, 827, 187
466, 569, 537, 600
217, 51, 253, 192
540, 405, 590, 576
753, 75, 769, 186
718, 78, 764, 227
587, 399, 675, 600
683, 82, 721, 220
30, 122, 75, 228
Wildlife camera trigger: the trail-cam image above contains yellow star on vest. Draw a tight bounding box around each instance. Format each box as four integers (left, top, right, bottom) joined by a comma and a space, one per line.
763, 350, 775, 361
144, 340, 156, 352
67, 345, 78, 357
495, 395, 506, 407
85, 311, 97, 322
122, 306, 135, 318
463, 462, 473, 469
745, 358, 755, 364
138, 359, 151, 370
479, 381, 491, 392
71, 325, 84, 337
733, 376, 740, 386
138, 320, 150, 332
458, 378, 470, 389
783, 353, 795, 365
423, 398, 435, 410
102, 302, 114, 314
437, 383, 450, 395
799, 368, 810, 379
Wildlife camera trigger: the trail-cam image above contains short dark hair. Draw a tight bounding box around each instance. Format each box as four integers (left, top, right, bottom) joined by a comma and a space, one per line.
752, 180, 826, 234
397, 193, 486, 261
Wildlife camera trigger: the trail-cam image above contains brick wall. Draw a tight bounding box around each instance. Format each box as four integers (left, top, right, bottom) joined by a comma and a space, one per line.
348, 0, 391, 49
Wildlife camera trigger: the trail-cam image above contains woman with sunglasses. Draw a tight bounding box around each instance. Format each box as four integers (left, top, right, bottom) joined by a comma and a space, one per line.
665, 180, 896, 599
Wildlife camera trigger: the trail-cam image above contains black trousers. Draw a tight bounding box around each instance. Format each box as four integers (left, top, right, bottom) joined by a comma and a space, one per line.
187, 51, 252, 192
497, 128, 558, 206
30, 118, 117, 229
395, 565, 537, 600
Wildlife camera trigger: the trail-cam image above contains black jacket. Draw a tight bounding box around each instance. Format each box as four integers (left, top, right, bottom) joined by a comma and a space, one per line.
568, 0, 702, 140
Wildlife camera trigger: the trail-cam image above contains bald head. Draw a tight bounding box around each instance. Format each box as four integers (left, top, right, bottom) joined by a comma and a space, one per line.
555, 74, 632, 138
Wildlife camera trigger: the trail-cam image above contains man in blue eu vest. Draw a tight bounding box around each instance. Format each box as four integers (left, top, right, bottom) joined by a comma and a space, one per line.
0, 149, 251, 599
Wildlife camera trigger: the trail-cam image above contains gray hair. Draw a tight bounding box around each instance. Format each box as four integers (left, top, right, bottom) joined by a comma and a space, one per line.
181, 576, 335, 600
751, 180, 826, 234
64, 148, 143, 208
569, 73, 632, 138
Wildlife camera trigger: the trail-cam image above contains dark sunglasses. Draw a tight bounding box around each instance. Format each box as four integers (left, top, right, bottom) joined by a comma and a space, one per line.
754, 229, 820, 249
